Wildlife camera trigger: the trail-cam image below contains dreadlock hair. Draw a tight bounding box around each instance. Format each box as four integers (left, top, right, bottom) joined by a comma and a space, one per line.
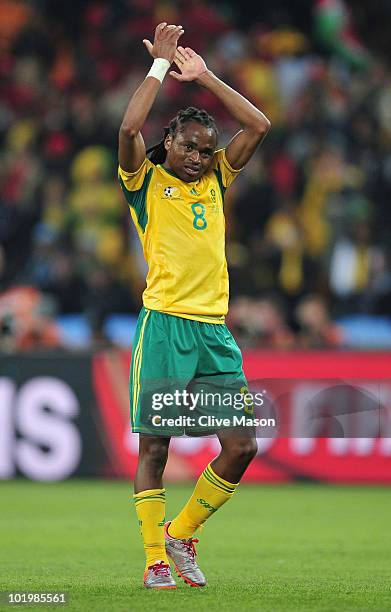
146, 107, 218, 165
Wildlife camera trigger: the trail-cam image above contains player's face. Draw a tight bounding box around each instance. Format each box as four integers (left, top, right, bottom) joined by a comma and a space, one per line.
164, 122, 217, 182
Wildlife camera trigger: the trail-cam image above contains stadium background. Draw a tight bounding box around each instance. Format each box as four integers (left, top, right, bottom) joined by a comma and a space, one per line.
0, 0, 390, 483
1, 2, 391, 609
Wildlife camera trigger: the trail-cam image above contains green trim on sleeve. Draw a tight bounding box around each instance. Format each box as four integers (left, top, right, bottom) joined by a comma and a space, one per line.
213, 167, 226, 202
118, 168, 153, 232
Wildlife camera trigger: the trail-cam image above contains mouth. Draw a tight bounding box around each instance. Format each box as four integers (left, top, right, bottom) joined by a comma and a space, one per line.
184, 165, 201, 178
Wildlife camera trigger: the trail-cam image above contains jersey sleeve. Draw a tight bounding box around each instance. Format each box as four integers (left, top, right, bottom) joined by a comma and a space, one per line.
211, 148, 243, 191
118, 158, 154, 192
118, 159, 155, 233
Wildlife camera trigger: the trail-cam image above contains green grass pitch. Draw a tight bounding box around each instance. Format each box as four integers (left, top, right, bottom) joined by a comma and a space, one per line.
1, 481, 390, 611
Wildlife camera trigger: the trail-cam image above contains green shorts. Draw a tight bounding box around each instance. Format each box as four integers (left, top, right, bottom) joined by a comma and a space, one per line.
129, 307, 252, 436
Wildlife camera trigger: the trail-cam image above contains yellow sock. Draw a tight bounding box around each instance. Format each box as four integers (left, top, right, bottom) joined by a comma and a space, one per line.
169, 463, 239, 539
133, 488, 168, 569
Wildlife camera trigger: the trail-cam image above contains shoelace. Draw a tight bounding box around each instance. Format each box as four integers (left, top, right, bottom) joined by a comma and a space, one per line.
148, 561, 171, 577
182, 538, 199, 562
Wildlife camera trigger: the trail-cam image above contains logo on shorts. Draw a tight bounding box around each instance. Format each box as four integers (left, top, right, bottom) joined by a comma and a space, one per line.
241, 385, 254, 415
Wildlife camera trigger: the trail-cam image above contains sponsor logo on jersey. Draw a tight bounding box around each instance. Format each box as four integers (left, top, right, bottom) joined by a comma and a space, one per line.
208, 203, 220, 214
163, 186, 181, 199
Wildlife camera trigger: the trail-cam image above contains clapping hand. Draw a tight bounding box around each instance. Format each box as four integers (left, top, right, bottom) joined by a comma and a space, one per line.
170, 46, 208, 82
143, 22, 184, 64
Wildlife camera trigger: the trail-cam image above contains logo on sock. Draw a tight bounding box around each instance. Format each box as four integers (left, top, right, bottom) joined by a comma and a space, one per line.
197, 498, 217, 513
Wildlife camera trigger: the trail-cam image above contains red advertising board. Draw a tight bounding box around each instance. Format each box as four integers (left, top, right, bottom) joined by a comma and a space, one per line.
93, 351, 391, 484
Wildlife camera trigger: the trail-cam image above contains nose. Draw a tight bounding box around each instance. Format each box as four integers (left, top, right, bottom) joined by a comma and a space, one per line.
188, 149, 200, 163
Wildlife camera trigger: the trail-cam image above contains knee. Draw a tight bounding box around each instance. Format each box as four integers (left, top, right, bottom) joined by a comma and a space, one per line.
224, 438, 258, 465
141, 441, 169, 469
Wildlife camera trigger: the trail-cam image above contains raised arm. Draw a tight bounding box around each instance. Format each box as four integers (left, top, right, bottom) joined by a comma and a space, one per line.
118, 23, 184, 172
171, 47, 271, 169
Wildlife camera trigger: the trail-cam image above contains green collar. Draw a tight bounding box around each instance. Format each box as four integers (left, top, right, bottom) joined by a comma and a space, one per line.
158, 164, 200, 186
158, 164, 181, 180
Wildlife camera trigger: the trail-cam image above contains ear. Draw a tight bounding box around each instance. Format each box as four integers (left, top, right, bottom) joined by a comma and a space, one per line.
164, 134, 172, 152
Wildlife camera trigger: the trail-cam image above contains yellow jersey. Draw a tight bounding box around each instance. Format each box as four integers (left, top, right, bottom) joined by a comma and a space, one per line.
118, 149, 241, 323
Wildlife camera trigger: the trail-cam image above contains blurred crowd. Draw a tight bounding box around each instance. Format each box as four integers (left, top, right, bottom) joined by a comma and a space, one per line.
0, 0, 390, 351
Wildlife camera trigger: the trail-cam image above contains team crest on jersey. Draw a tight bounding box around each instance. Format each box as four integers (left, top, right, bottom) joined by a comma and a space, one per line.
163, 186, 181, 199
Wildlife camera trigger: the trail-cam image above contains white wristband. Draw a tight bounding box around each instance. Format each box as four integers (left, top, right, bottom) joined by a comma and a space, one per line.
146, 58, 171, 83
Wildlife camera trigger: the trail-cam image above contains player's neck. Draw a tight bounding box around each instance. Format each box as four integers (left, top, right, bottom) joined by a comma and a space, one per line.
160, 163, 199, 185
160, 162, 180, 180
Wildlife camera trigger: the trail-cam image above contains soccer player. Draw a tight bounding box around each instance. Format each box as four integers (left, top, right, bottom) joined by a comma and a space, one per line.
118, 22, 271, 589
